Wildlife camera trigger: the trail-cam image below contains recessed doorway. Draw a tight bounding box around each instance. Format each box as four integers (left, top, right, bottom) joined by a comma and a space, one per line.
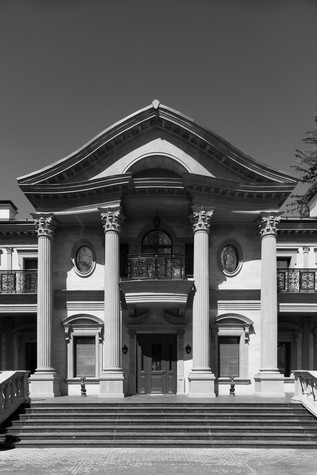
136, 334, 177, 394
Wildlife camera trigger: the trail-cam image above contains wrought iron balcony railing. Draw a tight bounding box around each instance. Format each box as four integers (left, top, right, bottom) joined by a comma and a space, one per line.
127, 254, 186, 280
277, 268, 317, 293
0, 270, 37, 294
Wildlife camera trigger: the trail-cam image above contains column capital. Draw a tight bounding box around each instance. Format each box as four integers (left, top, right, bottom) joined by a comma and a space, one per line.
191, 207, 214, 233
100, 206, 125, 233
32, 213, 57, 239
5, 247, 14, 254
258, 213, 281, 238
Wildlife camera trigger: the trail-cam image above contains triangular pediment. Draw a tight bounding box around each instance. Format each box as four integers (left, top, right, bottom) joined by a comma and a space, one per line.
18, 100, 296, 186
17, 101, 297, 213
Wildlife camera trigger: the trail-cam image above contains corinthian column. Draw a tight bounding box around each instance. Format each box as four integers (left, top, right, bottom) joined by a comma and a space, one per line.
99, 206, 125, 398
29, 213, 60, 397
188, 207, 215, 398
255, 213, 284, 397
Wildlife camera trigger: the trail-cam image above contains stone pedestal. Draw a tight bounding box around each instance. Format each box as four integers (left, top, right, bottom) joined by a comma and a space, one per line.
188, 208, 216, 398
254, 214, 284, 397
99, 207, 125, 398
29, 214, 60, 398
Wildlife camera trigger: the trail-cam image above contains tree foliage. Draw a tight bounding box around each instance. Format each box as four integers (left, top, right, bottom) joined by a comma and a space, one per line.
291, 114, 317, 216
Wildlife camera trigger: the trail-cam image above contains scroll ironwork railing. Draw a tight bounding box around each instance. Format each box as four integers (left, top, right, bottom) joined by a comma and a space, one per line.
292, 371, 317, 418
277, 268, 317, 293
0, 270, 37, 293
128, 254, 186, 280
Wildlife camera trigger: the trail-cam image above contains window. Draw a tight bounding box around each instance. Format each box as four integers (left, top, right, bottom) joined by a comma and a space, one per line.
23, 258, 38, 270
277, 257, 290, 269
74, 337, 96, 377
216, 314, 254, 382
142, 230, 172, 254
76, 246, 93, 274
62, 314, 103, 380
218, 241, 242, 276
72, 241, 96, 277
218, 336, 240, 377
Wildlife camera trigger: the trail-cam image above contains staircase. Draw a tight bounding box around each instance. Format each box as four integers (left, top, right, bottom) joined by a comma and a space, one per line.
3, 401, 317, 448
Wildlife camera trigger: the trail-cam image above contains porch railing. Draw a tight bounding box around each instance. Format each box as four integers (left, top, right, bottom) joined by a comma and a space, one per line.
0, 371, 30, 424
292, 371, 317, 418
277, 268, 317, 293
128, 254, 186, 280
0, 270, 37, 294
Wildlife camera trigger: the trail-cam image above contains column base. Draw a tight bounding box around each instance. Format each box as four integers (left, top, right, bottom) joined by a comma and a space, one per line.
29, 372, 60, 398
254, 371, 285, 397
99, 371, 124, 398
188, 371, 216, 398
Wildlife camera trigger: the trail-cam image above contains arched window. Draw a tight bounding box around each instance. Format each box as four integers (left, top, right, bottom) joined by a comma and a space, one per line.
142, 230, 172, 255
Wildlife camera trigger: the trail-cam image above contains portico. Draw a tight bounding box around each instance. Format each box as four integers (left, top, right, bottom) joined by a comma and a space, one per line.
12, 100, 301, 399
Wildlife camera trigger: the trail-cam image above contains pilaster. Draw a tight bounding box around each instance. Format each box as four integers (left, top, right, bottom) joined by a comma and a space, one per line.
254, 213, 284, 397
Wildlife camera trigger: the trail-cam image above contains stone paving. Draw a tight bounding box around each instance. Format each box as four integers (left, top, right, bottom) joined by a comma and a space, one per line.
1, 448, 317, 474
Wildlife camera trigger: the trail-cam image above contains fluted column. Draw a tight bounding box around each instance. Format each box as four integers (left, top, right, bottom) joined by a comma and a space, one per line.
29, 213, 60, 397
188, 207, 215, 398
99, 206, 125, 398
255, 213, 284, 397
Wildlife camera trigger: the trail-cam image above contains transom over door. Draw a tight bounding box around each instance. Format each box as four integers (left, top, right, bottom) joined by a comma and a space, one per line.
137, 334, 177, 394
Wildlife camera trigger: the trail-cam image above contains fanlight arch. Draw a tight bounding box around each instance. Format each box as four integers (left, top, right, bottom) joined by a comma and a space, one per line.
124, 154, 190, 177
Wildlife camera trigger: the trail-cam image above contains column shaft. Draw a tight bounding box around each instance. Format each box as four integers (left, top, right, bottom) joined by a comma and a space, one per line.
255, 213, 284, 397
192, 229, 210, 370
99, 206, 125, 398
29, 213, 60, 397
188, 207, 215, 398
103, 230, 121, 371
260, 233, 278, 371
36, 235, 54, 371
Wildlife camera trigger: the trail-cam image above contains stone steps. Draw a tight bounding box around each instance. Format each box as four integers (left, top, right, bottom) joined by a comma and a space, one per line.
4, 401, 317, 449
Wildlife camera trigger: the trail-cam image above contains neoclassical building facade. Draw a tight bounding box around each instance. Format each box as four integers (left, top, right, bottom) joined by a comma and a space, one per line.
0, 101, 316, 399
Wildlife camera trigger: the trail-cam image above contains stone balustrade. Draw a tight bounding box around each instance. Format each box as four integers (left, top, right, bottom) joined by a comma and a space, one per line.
292, 370, 317, 417
0, 371, 30, 424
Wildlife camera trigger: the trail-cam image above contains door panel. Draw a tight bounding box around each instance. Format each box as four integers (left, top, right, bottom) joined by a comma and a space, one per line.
137, 334, 177, 394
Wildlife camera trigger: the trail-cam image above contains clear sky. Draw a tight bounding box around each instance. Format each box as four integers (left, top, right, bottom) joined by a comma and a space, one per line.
1, 0, 317, 217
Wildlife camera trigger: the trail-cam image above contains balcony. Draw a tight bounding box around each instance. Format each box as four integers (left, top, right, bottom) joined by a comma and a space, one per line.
127, 254, 186, 280
277, 268, 317, 293
0, 270, 37, 294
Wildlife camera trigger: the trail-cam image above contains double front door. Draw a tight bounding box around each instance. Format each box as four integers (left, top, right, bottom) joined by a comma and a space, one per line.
137, 334, 177, 394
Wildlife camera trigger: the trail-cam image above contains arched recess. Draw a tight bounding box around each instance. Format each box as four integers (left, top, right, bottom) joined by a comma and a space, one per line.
124, 154, 190, 177
62, 314, 103, 380
216, 314, 254, 381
